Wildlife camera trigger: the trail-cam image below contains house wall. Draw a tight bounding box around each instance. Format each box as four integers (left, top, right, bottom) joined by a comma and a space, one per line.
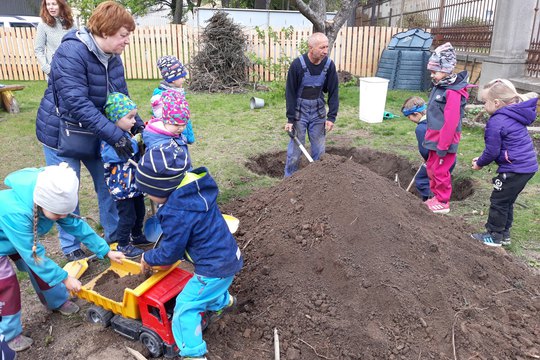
0, 0, 40, 16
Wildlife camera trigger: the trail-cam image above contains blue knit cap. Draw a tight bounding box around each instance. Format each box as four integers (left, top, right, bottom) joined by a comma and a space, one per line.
104, 92, 137, 123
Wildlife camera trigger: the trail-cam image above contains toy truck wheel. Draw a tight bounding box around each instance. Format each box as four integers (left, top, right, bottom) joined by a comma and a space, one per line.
140, 330, 163, 358
86, 305, 113, 328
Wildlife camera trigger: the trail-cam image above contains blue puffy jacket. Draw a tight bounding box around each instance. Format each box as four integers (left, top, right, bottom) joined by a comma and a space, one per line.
36, 28, 144, 150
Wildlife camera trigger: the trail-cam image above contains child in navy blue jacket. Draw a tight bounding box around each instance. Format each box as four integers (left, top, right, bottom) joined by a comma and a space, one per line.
402, 96, 431, 200
471, 79, 538, 247
402, 96, 456, 201
136, 146, 243, 360
101, 92, 149, 258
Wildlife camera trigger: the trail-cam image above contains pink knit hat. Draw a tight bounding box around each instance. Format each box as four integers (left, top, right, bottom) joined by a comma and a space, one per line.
161, 89, 190, 125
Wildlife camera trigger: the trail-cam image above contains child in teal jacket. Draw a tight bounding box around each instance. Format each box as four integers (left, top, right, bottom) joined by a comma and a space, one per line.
0, 163, 124, 352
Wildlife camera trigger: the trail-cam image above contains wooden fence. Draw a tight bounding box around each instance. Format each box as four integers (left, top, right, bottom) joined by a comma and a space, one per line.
0, 24, 407, 82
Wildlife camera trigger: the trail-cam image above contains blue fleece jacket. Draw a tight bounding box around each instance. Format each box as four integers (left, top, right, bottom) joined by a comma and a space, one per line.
0, 168, 110, 286
476, 97, 539, 174
143, 167, 243, 278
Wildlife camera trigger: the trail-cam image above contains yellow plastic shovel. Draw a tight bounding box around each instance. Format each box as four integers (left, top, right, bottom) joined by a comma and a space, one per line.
63, 254, 96, 279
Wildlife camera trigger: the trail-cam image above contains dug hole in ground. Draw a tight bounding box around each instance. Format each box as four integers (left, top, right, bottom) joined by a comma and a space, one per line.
19, 153, 540, 360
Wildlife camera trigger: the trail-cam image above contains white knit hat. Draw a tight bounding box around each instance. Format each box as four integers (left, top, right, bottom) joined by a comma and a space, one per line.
34, 162, 79, 214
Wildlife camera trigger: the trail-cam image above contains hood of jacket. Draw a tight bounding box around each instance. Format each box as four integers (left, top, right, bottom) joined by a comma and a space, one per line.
3, 168, 41, 212
73, 27, 113, 69
163, 167, 218, 213
494, 97, 538, 126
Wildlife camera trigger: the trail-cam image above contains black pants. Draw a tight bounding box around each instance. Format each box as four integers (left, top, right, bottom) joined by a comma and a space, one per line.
486, 172, 535, 234
115, 195, 146, 246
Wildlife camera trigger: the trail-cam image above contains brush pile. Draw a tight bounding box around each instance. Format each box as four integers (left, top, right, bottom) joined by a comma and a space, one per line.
188, 11, 249, 93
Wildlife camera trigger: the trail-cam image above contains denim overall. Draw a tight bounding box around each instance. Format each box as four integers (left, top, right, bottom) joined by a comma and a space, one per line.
284, 56, 331, 177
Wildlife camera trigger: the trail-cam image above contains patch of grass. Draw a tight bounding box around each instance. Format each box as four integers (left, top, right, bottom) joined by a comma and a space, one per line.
0, 79, 538, 261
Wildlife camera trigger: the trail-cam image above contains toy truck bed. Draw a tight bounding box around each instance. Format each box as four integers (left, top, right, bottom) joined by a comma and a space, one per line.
76, 259, 182, 320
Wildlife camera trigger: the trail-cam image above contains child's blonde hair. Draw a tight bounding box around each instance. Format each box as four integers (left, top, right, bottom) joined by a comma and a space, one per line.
482, 79, 538, 105
401, 96, 427, 116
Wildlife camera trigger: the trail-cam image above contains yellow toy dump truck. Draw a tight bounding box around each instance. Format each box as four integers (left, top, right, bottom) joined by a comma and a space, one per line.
76, 258, 196, 358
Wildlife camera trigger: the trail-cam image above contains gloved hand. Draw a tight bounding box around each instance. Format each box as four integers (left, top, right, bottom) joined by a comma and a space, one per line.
133, 133, 143, 145
132, 125, 145, 136
113, 136, 133, 159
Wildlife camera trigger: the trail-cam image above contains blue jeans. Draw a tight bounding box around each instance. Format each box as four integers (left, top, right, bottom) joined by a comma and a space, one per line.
42, 146, 118, 254
172, 275, 234, 357
284, 105, 326, 177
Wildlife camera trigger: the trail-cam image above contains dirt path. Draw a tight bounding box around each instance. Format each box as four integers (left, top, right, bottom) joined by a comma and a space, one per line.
17, 153, 540, 360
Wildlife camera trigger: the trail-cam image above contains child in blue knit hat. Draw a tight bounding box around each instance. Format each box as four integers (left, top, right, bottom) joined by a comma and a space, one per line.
150, 55, 195, 144
136, 147, 243, 360
101, 92, 150, 258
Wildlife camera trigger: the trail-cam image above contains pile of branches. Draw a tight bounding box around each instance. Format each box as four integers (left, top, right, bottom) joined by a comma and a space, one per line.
188, 12, 250, 93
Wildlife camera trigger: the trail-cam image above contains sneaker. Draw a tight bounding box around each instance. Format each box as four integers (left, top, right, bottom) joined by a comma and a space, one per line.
65, 249, 86, 262
55, 300, 80, 315
131, 234, 152, 246
208, 295, 237, 323
501, 230, 511, 246
424, 197, 436, 205
117, 244, 144, 259
427, 199, 450, 214
7, 334, 32, 352
471, 232, 502, 247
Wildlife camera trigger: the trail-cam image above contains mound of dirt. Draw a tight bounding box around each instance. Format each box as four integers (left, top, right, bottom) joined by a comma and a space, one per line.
212, 154, 540, 359
17, 153, 540, 360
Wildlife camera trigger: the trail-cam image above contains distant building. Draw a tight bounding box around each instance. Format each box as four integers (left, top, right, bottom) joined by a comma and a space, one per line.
0, 0, 40, 16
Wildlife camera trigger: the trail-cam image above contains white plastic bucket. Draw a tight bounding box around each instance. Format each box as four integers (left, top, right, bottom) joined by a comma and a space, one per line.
250, 97, 264, 109
359, 77, 389, 123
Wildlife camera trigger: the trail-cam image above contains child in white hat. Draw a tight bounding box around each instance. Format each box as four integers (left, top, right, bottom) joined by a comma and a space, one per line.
0, 163, 124, 353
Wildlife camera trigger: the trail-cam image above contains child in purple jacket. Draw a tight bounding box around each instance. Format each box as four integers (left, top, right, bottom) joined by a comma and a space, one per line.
471, 79, 538, 247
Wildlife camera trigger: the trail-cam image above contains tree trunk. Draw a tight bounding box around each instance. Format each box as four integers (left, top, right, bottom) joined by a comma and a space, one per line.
294, 0, 360, 52
173, 0, 184, 23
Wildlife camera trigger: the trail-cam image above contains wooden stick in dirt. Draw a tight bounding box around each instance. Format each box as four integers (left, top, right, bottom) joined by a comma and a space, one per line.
406, 164, 425, 192
274, 327, 280, 360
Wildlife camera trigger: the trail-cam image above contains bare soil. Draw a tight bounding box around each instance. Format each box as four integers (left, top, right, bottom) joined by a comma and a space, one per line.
16, 149, 540, 360
92, 271, 146, 303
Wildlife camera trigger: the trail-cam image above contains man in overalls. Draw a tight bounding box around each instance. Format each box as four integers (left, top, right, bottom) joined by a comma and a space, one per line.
284, 32, 339, 177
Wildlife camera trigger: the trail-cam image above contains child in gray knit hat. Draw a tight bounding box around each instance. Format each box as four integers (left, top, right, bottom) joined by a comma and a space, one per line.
423, 42, 472, 214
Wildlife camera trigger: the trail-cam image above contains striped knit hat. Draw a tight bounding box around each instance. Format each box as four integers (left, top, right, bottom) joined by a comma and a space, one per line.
135, 143, 191, 197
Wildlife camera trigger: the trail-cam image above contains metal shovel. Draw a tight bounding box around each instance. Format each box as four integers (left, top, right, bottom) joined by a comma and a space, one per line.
287, 130, 314, 163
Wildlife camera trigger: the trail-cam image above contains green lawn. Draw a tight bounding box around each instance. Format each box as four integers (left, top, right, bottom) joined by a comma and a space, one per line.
1, 79, 538, 259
